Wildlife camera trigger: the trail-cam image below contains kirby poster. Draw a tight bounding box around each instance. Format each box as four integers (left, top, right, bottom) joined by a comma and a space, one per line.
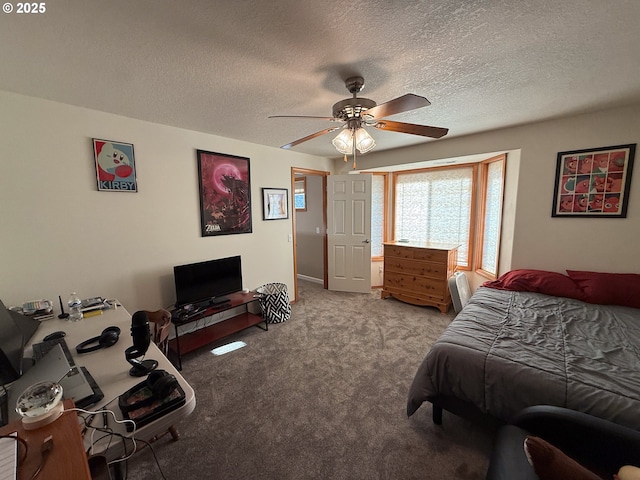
196, 150, 252, 236
552, 144, 635, 218
93, 139, 137, 192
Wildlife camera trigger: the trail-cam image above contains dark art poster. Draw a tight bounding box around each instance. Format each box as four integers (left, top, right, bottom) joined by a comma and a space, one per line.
197, 150, 252, 236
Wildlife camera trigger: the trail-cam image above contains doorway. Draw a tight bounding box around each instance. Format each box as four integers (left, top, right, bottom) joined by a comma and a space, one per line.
291, 167, 329, 303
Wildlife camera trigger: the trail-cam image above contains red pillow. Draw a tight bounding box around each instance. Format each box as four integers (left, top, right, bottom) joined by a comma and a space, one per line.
566, 270, 640, 308
483, 269, 585, 301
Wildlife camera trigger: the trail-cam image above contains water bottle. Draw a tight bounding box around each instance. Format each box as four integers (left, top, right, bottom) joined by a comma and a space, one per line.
67, 292, 83, 322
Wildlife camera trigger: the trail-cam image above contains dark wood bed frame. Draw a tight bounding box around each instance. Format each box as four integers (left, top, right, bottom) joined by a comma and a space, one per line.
429, 395, 504, 427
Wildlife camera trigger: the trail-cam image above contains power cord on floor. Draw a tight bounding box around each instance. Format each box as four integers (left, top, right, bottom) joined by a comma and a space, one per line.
87, 429, 167, 480
71, 406, 167, 480
128, 437, 168, 480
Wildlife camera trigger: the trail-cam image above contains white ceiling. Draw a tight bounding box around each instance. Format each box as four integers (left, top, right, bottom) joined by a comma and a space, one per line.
2, 0, 640, 159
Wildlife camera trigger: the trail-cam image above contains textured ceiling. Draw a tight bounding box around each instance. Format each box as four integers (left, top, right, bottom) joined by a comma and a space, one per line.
2, 0, 640, 158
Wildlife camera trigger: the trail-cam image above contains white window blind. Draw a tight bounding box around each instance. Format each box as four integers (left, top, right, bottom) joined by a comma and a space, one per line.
394, 167, 474, 267
371, 174, 384, 257
479, 159, 504, 275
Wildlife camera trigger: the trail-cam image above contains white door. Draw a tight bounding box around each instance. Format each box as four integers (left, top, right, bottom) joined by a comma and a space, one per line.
327, 173, 372, 293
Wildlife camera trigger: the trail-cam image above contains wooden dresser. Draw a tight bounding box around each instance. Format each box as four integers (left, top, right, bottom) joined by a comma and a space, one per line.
381, 242, 458, 313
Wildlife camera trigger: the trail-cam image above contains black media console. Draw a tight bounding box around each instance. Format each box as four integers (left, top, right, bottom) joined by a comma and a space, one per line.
168, 290, 266, 370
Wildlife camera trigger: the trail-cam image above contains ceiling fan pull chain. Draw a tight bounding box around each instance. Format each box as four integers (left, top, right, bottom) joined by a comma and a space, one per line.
352, 134, 357, 170
343, 154, 347, 163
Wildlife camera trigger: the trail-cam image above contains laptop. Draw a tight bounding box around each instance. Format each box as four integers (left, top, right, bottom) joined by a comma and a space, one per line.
6, 343, 102, 422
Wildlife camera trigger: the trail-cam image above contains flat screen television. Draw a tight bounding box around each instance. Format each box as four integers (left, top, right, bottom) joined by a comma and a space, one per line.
173, 255, 243, 308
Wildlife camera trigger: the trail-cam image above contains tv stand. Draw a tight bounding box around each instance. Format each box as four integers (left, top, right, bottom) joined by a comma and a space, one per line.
169, 291, 265, 370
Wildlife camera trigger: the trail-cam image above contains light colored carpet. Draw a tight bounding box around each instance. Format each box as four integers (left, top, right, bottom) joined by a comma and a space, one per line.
124, 280, 497, 479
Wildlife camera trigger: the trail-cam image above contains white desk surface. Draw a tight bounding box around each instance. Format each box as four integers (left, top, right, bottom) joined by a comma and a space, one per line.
24, 304, 196, 456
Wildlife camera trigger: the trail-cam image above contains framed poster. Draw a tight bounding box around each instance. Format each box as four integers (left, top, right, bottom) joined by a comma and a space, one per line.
93, 139, 137, 192
262, 188, 288, 220
551, 144, 635, 218
197, 150, 252, 236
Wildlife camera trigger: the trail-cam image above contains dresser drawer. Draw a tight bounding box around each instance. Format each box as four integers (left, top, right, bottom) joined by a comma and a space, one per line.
384, 257, 447, 279
384, 272, 445, 299
384, 244, 448, 264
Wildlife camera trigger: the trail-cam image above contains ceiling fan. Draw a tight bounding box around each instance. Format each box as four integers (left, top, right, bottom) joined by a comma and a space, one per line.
269, 76, 448, 168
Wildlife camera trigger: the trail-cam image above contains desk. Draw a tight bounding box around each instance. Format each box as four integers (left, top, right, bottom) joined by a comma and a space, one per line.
0, 399, 91, 480
23, 304, 196, 461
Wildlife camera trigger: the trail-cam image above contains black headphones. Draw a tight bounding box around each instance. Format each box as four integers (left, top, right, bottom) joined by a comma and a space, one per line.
146, 370, 179, 399
75, 326, 121, 354
118, 370, 181, 420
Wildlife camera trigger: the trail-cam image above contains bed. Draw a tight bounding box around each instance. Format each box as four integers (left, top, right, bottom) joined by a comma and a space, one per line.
406, 269, 640, 429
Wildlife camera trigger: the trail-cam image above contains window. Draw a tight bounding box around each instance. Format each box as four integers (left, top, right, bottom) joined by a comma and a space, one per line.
394, 165, 476, 268
294, 177, 306, 211
370, 173, 388, 258
475, 155, 505, 278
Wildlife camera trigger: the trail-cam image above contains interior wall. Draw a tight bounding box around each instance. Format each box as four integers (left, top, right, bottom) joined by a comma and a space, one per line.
294, 175, 324, 281
337, 103, 640, 277
0, 91, 333, 312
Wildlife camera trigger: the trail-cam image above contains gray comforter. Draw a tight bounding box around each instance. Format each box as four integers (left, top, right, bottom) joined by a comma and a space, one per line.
407, 287, 640, 429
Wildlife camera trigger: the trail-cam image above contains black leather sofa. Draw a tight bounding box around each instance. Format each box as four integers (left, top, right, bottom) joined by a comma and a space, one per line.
486, 405, 640, 479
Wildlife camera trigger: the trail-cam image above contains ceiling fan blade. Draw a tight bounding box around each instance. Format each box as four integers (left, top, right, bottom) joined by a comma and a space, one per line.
364, 94, 431, 119
269, 115, 340, 122
373, 120, 448, 139
281, 126, 341, 149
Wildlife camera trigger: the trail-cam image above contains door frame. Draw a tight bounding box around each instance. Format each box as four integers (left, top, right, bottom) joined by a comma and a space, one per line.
291, 167, 329, 303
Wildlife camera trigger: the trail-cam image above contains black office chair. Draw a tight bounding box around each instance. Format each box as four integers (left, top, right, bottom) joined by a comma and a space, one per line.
143, 309, 179, 442
145, 309, 172, 356
486, 405, 640, 479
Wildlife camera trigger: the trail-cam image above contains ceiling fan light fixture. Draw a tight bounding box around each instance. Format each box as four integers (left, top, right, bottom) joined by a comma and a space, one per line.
354, 127, 376, 153
271, 75, 447, 156
332, 128, 353, 154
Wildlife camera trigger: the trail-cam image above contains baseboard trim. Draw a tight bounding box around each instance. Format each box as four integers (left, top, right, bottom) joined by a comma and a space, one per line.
297, 274, 323, 285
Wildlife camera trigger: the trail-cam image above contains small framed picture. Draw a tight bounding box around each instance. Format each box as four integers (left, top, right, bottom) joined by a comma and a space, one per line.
551, 144, 635, 218
93, 139, 137, 192
262, 188, 289, 220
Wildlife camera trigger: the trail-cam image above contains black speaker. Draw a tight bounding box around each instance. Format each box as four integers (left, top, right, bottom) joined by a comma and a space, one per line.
75, 326, 121, 354
146, 370, 178, 399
